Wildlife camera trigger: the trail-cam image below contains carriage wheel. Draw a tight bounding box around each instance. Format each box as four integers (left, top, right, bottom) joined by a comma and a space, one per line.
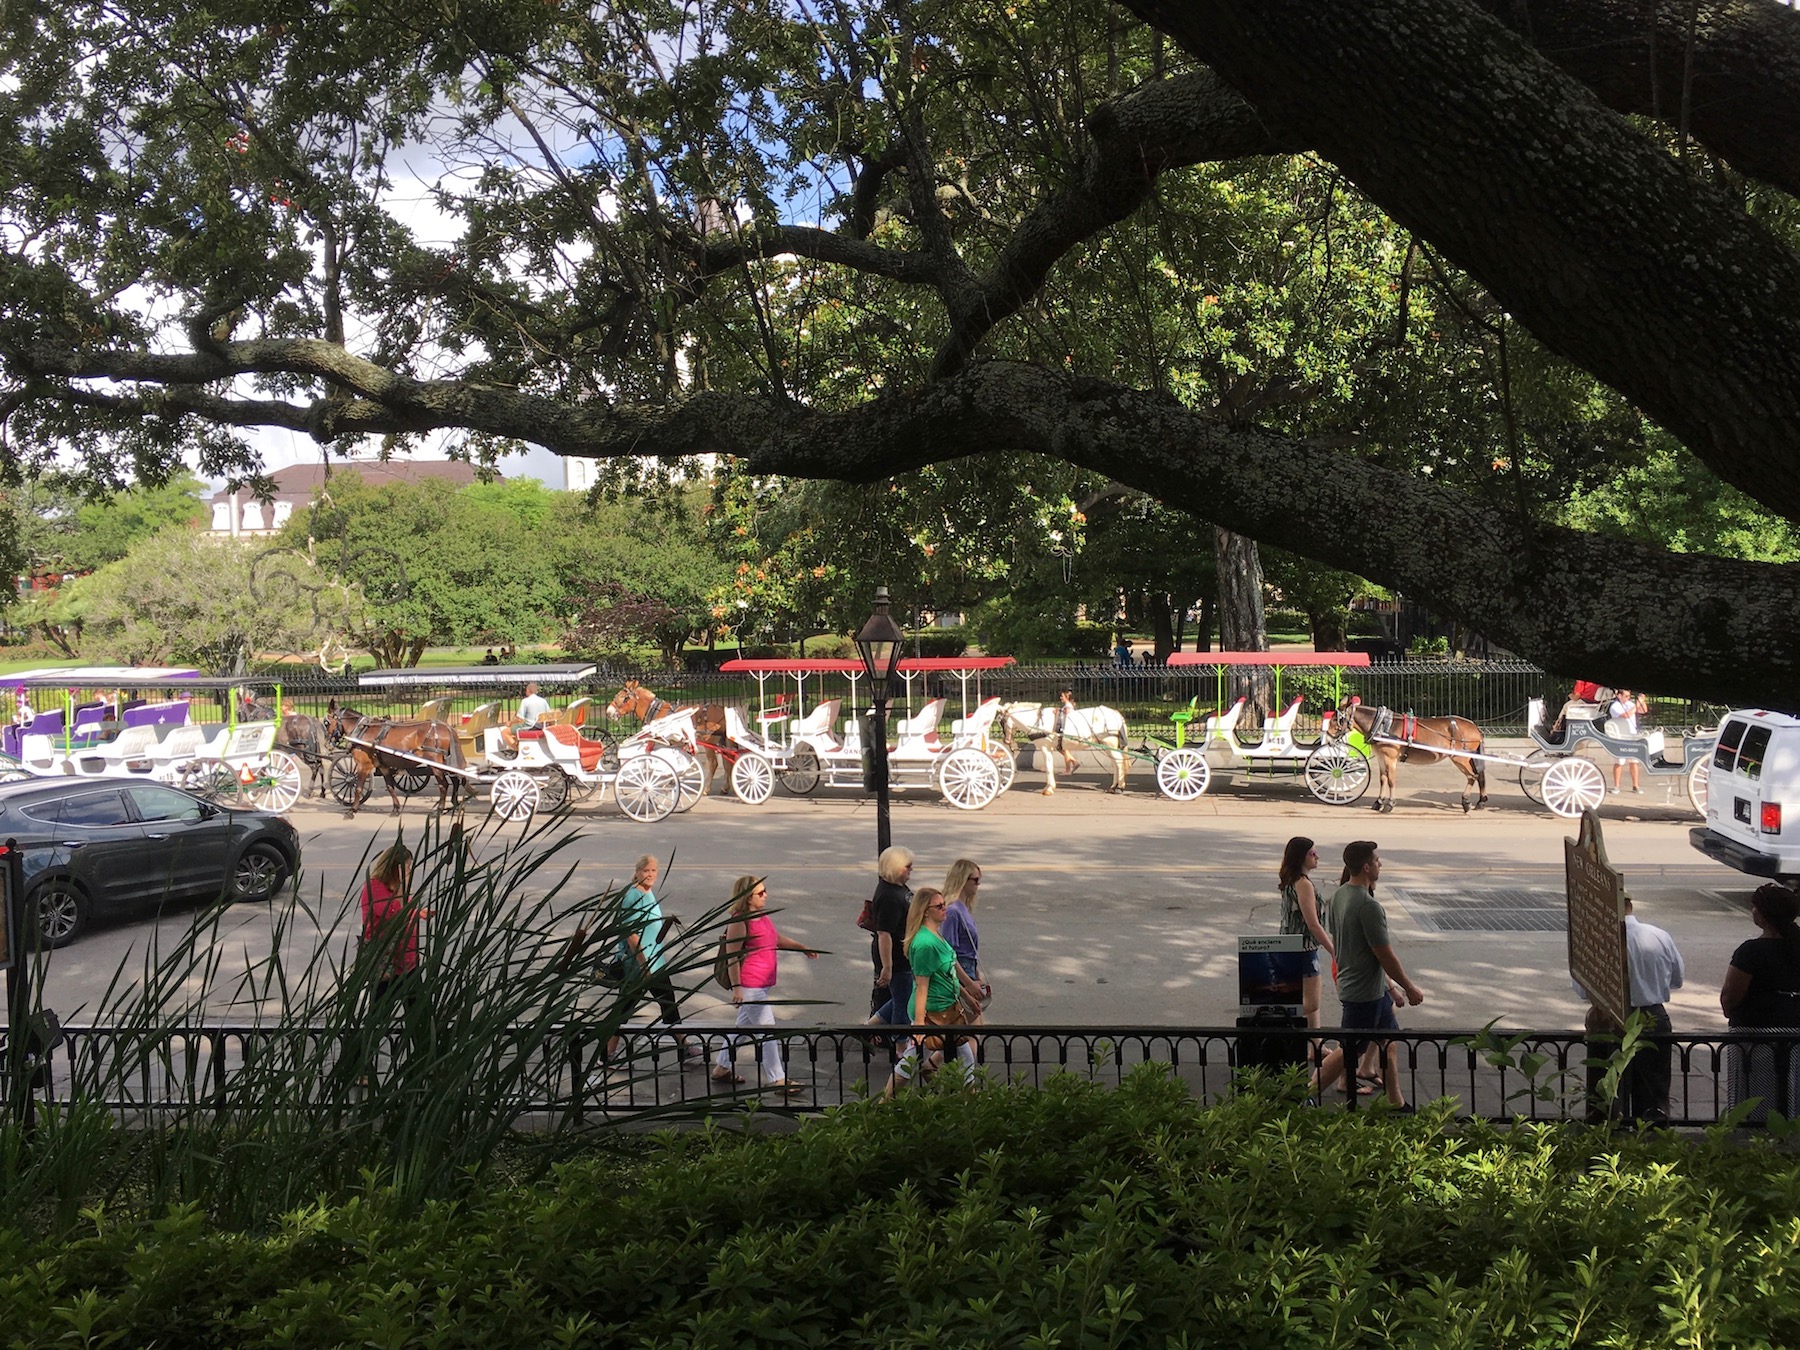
1687, 758, 1711, 816
1541, 757, 1607, 818
614, 755, 678, 823
780, 745, 822, 795
0, 768, 30, 784
393, 767, 432, 796
489, 770, 541, 822
250, 750, 304, 813
936, 747, 999, 811
1155, 747, 1212, 801
326, 753, 367, 807
730, 752, 775, 805
1517, 749, 1556, 805
197, 763, 243, 806
656, 746, 707, 812
986, 744, 1016, 793
1304, 742, 1369, 805
538, 764, 573, 811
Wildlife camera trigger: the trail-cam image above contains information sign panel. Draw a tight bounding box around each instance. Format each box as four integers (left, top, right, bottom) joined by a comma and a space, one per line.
1239, 934, 1309, 1014
1565, 809, 1628, 1029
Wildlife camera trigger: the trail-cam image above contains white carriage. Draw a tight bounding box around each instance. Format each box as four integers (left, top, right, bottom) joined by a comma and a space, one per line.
348, 665, 685, 822
2, 671, 304, 813
1518, 697, 1719, 817
718, 657, 1017, 811
1151, 652, 1368, 801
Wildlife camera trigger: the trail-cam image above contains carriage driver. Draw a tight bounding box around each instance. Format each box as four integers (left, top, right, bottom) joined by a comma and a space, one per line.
501, 682, 551, 755
1052, 689, 1079, 777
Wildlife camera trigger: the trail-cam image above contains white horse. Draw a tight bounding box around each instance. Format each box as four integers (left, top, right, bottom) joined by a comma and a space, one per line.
1001, 702, 1129, 794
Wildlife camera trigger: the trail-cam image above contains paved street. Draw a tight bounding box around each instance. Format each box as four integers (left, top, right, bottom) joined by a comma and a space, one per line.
35, 749, 1752, 1040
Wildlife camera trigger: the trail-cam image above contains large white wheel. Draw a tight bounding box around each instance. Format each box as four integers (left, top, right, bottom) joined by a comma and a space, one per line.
1155, 747, 1211, 801
251, 750, 304, 813
655, 746, 707, 812
1687, 758, 1711, 816
986, 744, 1016, 793
614, 755, 678, 822
936, 747, 999, 811
490, 770, 541, 822
730, 752, 775, 805
1541, 757, 1607, 818
780, 745, 822, 795
538, 764, 573, 811
1305, 742, 1370, 805
1518, 749, 1556, 805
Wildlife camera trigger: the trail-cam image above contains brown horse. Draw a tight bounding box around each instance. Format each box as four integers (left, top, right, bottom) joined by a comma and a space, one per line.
243, 696, 333, 799
1334, 698, 1488, 814
604, 680, 731, 788
325, 701, 467, 817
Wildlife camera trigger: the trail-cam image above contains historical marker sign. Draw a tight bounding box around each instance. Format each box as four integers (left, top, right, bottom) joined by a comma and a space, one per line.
1565, 809, 1628, 1029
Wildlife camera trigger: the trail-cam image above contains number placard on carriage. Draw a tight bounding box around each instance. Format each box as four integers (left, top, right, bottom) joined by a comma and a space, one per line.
1565, 809, 1630, 1030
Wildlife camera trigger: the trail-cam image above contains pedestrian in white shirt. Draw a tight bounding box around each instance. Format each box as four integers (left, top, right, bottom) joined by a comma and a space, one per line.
1608, 689, 1648, 794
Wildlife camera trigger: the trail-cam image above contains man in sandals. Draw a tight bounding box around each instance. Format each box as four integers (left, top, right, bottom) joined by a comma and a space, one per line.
1312, 841, 1425, 1109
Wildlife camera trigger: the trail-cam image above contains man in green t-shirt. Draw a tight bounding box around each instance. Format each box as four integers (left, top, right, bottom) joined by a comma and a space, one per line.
1313, 841, 1425, 1108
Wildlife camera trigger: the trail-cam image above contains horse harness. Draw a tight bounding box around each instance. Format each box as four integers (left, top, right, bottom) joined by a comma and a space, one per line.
1366, 705, 1467, 762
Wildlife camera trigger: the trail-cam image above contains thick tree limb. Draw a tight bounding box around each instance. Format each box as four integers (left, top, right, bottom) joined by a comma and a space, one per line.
1468, 0, 1800, 197
1118, 0, 1800, 525
29, 350, 1793, 700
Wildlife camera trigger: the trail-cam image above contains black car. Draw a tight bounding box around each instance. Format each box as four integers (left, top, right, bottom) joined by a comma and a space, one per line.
0, 778, 301, 947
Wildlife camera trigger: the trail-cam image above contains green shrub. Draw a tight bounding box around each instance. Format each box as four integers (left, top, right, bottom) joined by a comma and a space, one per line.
6, 1072, 1800, 1347
908, 629, 969, 658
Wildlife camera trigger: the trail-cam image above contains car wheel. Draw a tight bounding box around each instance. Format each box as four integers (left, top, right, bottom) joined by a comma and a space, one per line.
31, 880, 88, 949
231, 844, 288, 903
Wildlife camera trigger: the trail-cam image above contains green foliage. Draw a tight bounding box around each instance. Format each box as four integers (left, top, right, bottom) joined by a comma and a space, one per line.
6, 1073, 1800, 1346
909, 630, 969, 659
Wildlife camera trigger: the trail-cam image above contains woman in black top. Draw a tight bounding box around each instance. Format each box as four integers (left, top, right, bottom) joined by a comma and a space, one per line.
1720, 883, 1800, 1119
866, 845, 915, 1021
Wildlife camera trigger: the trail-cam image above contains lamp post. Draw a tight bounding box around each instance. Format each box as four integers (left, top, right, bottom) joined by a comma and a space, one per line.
854, 585, 906, 856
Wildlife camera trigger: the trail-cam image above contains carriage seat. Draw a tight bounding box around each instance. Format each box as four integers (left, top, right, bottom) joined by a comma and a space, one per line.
1603, 718, 1665, 760
457, 702, 500, 755
1258, 696, 1306, 751
787, 699, 842, 753
950, 697, 1003, 741
545, 722, 606, 773
891, 698, 947, 756
417, 697, 453, 723
723, 706, 772, 754
1203, 697, 1248, 741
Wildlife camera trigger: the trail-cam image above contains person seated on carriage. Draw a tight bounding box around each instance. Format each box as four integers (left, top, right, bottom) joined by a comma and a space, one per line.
481, 647, 499, 666
10, 687, 32, 729
499, 681, 550, 755
1550, 679, 1611, 745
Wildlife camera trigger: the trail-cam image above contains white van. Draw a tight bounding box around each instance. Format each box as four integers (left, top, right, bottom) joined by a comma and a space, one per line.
1689, 710, 1800, 879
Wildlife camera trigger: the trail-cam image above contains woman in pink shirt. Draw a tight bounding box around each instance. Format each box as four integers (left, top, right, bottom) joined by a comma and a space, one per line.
713, 875, 817, 1094
357, 842, 431, 1085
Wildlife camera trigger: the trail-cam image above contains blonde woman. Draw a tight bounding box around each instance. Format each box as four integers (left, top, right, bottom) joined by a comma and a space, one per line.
941, 859, 992, 1021
867, 845, 915, 1023
713, 875, 817, 1093
604, 855, 703, 1067
883, 888, 986, 1097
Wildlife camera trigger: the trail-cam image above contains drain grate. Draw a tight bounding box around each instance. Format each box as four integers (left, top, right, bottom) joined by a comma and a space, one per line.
1396, 887, 1566, 933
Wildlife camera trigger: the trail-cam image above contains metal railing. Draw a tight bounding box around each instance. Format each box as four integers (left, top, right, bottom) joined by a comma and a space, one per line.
242, 661, 1727, 740
14, 1022, 1797, 1129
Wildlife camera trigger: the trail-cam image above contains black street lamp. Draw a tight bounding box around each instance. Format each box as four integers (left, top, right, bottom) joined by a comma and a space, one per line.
854, 585, 906, 855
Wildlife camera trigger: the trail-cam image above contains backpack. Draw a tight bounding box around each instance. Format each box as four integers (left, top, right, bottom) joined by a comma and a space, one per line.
713, 924, 737, 989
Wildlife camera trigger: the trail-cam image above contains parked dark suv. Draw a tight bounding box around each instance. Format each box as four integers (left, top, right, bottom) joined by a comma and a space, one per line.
0, 778, 301, 947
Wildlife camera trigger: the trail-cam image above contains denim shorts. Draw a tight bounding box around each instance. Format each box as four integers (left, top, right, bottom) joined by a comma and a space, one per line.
1339, 992, 1399, 1066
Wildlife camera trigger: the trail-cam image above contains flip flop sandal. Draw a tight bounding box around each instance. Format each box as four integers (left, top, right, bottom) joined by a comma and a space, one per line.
710, 1069, 745, 1085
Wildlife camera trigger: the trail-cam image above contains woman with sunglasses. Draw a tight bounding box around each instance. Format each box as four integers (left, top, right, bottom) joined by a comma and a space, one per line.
941, 858, 992, 1022
1277, 837, 1333, 1029
713, 875, 818, 1093
883, 887, 986, 1098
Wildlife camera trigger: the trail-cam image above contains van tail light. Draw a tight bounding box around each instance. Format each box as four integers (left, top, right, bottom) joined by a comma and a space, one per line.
1762, 802, 1783, 834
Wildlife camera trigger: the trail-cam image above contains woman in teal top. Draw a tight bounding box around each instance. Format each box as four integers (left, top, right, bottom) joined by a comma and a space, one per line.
884, 887, 984, 1097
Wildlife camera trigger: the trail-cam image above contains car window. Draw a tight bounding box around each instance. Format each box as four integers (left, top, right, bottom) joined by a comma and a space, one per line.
24, 790, 135, 829
1737, 726, 1773, 782
1714, 719, 1748, 773
124, 784, 206, 824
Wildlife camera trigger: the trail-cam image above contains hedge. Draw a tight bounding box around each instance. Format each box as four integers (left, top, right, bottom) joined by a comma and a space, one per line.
5, 1069, 1800, 1347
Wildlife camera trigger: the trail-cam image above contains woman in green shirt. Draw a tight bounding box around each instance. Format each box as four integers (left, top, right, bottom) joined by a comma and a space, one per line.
883, 887, 984, 1098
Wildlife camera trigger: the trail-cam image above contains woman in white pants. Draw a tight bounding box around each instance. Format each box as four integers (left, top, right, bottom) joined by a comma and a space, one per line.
713, 875, 817, 1094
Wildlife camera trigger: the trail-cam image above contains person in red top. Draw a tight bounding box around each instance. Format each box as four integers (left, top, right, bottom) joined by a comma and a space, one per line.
360, 846, 430, 1008
713, 874, 817, 1094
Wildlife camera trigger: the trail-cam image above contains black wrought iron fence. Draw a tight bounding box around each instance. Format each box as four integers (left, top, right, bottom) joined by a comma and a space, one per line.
251, 661, 1728, 740
18, 1022, 1796, 1130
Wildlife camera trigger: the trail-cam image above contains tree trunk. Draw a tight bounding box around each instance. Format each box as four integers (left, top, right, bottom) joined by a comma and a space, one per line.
1214, 527, 1271, 716
1149, 600, 1175, 660
1195, 596, 1215, 653
1308, 607, 1349, 651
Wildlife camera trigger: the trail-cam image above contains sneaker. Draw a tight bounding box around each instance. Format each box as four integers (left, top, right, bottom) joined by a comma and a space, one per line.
1632, 787, 1644, 795
1608, 787, 1619, 795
